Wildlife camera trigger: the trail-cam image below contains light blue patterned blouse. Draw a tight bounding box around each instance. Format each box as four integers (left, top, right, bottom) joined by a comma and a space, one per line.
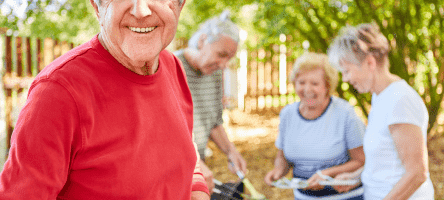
276, 96, 365, 179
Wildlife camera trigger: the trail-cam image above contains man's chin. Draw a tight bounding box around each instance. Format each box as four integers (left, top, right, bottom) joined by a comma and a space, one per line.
126, 53, 160, 66
123, 44, 162, 62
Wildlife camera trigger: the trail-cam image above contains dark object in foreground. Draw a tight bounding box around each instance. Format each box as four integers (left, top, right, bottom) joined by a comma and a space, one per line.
211, 181, 244, 200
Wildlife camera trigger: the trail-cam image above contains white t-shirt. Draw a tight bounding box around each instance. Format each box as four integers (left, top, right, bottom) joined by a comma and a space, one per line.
361, 80, 434, 199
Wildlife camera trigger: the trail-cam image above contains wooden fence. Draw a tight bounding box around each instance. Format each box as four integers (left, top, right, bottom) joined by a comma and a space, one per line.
2, 34, 75, 151
242, 35, 301, 114
1, 33, 301, 150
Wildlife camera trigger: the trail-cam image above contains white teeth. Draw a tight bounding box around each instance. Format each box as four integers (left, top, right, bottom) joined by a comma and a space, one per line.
128, 26, 155, 33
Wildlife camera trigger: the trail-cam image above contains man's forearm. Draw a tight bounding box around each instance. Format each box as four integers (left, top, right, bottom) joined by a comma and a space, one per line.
209, 125, 235, 155
209, 124, 247, 174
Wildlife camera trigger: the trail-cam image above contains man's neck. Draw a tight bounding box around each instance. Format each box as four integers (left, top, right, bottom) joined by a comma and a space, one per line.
98, 33, 159, 75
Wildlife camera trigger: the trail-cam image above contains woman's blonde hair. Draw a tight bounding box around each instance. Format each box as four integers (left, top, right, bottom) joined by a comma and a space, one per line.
290, 52, 339, 96
327, 22, 390, 71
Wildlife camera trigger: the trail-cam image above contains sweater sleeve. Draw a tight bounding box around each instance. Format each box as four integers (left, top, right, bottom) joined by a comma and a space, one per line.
0, 80, 82, 199
191, 132, 210, 194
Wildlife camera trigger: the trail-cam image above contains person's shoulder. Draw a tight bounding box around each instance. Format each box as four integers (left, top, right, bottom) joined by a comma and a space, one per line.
160, 49, 190, 82
160, 49, 175, 61
160, 50, 183, 69
172, 49, 190, 70
390, 80, 426, 109
383, 80, 421, 102
280, 102, 298, 116
171, 49, 186, 65
34, 37, 98, 81
330, 96, 354, 110
394, 80, 419, 97
27, 37, 101, 97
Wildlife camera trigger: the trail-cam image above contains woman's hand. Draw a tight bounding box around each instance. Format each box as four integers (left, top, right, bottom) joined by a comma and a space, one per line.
304, 172, 327, 191
264, 150, 290, 186
333, 172, 361, 193
264, 168, 286, 186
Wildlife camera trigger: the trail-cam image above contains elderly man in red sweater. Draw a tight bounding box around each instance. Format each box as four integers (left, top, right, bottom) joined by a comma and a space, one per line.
0, 0, 209, 199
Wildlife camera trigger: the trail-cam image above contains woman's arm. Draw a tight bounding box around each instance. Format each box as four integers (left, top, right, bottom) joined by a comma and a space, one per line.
264, 150, 291, 185
322, 146, 365, 178
383, 123, 428, 200
333, 166, 364, 193
305, 146, 365, 190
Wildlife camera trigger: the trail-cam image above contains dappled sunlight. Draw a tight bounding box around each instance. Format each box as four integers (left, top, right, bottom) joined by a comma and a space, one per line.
210, 109, 294, 199
209, 109, 443, 200
225, 127, 268, 142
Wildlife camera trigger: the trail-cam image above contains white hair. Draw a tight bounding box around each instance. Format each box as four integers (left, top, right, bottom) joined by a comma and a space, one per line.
188, 10, 240, 49
327, 23, 390, 71
327, 26, 363, 71
93, 0, 185, 7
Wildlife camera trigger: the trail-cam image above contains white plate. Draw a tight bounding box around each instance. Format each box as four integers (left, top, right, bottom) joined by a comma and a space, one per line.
271, 178, 309, 189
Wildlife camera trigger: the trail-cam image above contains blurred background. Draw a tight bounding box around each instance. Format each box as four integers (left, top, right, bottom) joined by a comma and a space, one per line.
0, 0, 443, 199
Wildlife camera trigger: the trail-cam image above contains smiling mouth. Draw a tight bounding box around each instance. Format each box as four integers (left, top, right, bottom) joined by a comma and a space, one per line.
128, 26, 156, 33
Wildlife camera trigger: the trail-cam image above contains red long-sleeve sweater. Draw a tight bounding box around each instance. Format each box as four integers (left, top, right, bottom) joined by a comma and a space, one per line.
0, 36, 208, 199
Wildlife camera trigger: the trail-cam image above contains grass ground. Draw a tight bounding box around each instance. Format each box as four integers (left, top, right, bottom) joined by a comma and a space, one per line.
206, 109, 443, 200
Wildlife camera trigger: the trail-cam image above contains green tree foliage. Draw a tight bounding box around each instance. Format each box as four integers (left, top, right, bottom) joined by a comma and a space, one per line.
181, 0, 443, 135
0, 0, 99, 44
253, 0, 443, 135
2, 0, 442, 135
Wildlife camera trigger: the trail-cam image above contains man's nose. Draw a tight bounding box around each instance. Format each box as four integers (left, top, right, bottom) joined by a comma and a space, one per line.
219, 59, 230, 70
304, 84, 312, 92
131, 0, 152, 18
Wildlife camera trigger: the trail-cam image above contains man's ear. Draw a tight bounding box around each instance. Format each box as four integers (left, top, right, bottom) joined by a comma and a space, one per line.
89, 0, 100, 19
197, 34, 207, 50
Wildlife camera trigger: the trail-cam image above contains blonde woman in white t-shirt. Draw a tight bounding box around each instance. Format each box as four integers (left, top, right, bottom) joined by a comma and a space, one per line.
327, 23, 434, 200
